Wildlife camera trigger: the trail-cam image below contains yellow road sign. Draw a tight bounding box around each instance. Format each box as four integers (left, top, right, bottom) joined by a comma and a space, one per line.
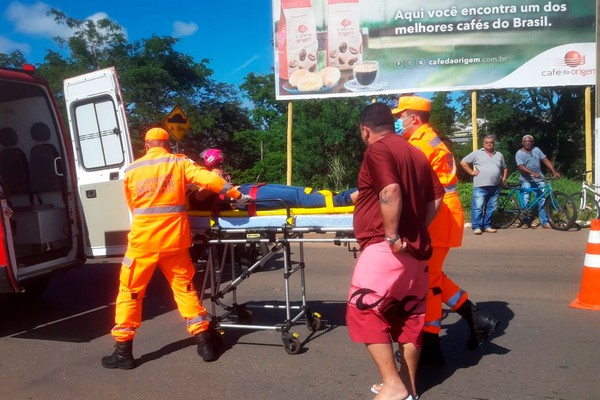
162, 105, 191, 141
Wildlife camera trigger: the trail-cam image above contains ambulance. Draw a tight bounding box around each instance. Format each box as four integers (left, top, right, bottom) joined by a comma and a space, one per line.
0, 66, 132, 296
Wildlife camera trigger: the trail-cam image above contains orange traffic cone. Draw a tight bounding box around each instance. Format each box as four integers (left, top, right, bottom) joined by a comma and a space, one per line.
570, 219, 600, 310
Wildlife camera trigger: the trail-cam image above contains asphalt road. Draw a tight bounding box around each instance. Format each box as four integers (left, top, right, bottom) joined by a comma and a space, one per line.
1, 226, 599, 400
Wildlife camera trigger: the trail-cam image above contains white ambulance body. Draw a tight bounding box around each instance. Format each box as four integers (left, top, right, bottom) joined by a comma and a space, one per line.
0, 66, 131, 295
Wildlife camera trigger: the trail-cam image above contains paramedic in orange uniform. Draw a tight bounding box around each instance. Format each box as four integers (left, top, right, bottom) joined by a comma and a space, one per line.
391, 96, 498, 363
101, 127, 251, 370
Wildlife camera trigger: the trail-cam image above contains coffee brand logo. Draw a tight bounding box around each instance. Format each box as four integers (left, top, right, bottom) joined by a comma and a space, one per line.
341, 19, 351, 27
542, 49, 594, 78
298, 25, 307, 33
563, 51, 584, 68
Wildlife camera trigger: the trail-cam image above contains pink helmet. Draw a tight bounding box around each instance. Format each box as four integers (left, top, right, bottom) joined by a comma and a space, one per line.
200, 148, 224, 168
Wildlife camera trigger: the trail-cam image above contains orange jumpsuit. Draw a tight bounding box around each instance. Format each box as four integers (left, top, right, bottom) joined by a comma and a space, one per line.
407, 124, 468, 335
111, 147, 242, 342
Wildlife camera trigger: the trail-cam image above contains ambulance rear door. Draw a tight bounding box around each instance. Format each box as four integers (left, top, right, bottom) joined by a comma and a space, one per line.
64, 67, 133, 258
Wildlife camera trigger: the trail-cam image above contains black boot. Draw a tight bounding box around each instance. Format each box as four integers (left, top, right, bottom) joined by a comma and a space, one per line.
101, 340, 135, 370
456, 300, 499, 350
419, 332, 445, 365
195, 331, 217, 362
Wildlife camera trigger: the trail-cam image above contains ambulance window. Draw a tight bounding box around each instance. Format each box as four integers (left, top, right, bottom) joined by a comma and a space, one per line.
74, 98, 124, 169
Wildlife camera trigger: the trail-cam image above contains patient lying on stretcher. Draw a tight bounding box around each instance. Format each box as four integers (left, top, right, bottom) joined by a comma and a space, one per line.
189, 150, 357, 211
189, 172, 358, 211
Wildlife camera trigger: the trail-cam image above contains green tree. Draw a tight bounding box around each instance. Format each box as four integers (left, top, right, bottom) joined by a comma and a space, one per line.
49, 9, 127, 71
0, 50, 27, 68
290, 97, 367, 188
20, 11, 252, 161
430, 91, 456, 137
456, 87, 590, 178
237, 72, 369, 188
234, 72, 288, 182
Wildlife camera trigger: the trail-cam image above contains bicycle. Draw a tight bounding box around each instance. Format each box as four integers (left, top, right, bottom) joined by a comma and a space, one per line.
492, 178, 576, 231
570, 171, 600, 227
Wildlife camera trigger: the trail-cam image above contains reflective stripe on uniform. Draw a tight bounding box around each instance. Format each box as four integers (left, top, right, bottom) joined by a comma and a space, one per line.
122, 256, 133, 268
187, 314, 208, 327
429, 136, 442, 147
446, 289, 465, 308
133, 205, 187, 215
424, 319, 442, 328
444, 184, 457, 193
220, 182, 232, 194
125, 156, 184, 173
112, 326, 136, 333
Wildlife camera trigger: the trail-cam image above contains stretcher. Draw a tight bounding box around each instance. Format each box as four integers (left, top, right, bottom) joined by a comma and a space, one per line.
188, 198, 357, 354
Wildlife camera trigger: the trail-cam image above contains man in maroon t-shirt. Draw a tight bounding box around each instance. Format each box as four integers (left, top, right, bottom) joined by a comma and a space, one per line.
346, 103, 444, 400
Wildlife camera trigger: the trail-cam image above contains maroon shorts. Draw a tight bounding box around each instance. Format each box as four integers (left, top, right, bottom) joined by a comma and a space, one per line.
346, 241, 428, 347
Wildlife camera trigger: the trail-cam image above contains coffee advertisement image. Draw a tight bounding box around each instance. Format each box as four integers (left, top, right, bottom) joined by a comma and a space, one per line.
271, 0, 596, 99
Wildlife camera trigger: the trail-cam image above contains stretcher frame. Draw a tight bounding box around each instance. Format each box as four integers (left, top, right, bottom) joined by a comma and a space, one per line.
190, 199, 357, 354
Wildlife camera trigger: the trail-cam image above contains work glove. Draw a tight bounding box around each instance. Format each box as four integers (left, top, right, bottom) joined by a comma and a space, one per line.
235, 194, 252, 208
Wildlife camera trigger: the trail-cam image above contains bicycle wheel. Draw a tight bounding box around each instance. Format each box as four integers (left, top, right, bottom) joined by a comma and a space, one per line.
545, 191, 576, 231
570, 192, 600, 228
491, 192, 519, 229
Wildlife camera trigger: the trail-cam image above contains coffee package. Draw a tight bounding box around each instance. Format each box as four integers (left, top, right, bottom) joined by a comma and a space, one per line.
326, 0, 362, 70
277, 0, 319, 80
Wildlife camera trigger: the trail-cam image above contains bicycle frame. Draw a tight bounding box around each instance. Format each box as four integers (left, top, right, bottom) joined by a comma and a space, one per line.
501, 181, 552, 217
571, 171, 600, 227
581, 180, 600, 203
493, 179, 575, 230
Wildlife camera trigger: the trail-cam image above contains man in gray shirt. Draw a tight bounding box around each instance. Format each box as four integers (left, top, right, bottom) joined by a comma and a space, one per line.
460, 135, 508, 234
515, 134, 560, 229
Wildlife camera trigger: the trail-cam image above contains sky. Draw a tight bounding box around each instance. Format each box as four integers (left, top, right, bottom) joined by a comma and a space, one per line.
0, 0, 276, 87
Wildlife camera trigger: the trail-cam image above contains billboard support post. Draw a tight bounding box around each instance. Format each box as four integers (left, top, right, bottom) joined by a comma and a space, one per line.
471, 91, 478, 152
585, 87, 593, 183
594, 0, 600, 185
286, 101, 293, 186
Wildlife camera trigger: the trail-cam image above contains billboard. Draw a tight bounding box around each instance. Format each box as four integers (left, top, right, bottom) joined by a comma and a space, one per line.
272, 0, 596, 99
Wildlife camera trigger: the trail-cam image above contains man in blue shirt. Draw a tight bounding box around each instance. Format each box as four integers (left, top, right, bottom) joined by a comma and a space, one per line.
515, 135, 560, 229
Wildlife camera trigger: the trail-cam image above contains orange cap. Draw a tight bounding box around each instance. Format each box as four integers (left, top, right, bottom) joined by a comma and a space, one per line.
391, 96, 431, 115
145, 127, 170, 141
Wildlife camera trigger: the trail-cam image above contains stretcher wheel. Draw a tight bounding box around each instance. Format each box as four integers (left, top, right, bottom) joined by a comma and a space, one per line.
283, 335, 302, 355
236, 242, 270, 269
306, 312, 322, 332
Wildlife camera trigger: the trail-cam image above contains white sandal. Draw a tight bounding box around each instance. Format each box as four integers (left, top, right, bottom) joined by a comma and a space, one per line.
369, 384, 419, 400
370, 383, 383, 394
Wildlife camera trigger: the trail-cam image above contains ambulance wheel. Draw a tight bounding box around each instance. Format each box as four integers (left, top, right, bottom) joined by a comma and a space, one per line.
21, 276, 50, 301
